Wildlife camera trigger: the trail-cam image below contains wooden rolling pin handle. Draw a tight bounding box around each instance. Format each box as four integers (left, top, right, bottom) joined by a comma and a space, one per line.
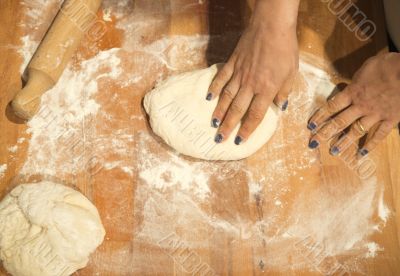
11, 69, 55, 120
11, 0, 102, 121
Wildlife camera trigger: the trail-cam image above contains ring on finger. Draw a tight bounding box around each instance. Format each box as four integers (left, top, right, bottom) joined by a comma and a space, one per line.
354, 119, 368, 136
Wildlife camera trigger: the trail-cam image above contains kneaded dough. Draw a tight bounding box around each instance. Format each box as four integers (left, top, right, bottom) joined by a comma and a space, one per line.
144, 64, 280, 160
0, 181, 105, 276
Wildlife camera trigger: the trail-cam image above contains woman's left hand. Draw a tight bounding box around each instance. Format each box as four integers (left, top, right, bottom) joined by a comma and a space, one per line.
307, 52, 400, 157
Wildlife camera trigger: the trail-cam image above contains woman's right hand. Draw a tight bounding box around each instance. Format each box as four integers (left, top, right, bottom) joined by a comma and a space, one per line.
207, 0, 300, 145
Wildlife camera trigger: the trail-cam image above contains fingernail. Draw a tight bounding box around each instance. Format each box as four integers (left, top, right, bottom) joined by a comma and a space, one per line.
307, 122, 317, 131
330, 146, 340, 156
215, 133, 224, 143
212, 118, 220, 128
281, 100, 289, 111
359, 148, 369, 156
234, 136, 243, 145
308, 140, 319, 149
206, 93, 213, 101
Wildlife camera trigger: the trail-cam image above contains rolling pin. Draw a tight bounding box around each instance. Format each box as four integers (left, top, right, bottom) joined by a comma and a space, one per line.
11, 0, 102, 120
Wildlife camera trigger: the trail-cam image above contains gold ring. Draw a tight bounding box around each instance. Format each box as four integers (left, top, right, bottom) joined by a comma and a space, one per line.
355, 119, 368, 135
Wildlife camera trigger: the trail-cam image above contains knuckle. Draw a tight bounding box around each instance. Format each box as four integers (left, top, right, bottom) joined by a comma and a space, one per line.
325, 122, 337, 134
331, 116, 347, 131
338, 135, 352, 151
210, 79, 224, 92
218, 66, 231, 80
375, 123, 391, 139
348, 84, 365, 98
222, 88, 236, 100
326, 98, 340, 113
363, 56, 376, 66
316, 107, 330, 120
212, 71, 231, 90
351, 105, 364, 115
247, 108, 265, 121
318, 125, 332, 140
229, 101, 246, 115
381, 120, 394, 130
259, 81, 278, 95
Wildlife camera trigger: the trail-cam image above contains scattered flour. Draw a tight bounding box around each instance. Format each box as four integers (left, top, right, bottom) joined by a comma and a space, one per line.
102, 8, 113, 22
16, 0, 210, 181
365, 242, 383, 258
21, 48, 123, 177
138, 133, 211, 201
378, 189, 390, 226
247, 178, 263, 201
121, 166, 134, 177
114, 5, 209, 71
140, 35, 209, 70
285, 177, 380, 257
7, 145, 18, 154
133, 55, 390, 274
18, 35, 39, 74
0, 164, 7, 179
11, 0, 392, 274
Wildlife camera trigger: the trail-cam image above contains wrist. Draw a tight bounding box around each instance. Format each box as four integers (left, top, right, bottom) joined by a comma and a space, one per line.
250, 0, 300, 32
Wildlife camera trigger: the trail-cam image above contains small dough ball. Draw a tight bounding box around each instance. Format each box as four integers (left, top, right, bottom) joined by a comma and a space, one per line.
0, 181, 105, 276
144, 64, 280, 160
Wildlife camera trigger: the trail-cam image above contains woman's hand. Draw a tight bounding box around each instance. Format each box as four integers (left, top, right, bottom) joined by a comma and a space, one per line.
207, 0, 300, 145
308, 52, 400, 157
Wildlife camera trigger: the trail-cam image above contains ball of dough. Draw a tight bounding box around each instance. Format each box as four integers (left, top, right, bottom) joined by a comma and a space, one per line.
0, 181, 105, 276
144, 64, 280, 160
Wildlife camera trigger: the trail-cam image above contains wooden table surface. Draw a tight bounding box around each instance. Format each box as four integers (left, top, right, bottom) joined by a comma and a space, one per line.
1, 0, 400, 275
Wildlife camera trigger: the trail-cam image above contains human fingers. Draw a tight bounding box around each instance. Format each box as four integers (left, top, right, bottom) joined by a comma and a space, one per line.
234, 94, 270, 144
307, 89, 353, 131
308, 106, 363, 149
214, 88, 253, 144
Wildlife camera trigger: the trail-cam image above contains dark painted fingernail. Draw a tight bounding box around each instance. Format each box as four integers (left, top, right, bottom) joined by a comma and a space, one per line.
307, 122, 317, 131
215, 133, 223, 143
359, 148, 369, 156
212, 118, 220, 128
206, 93, 213, 101
234, 136, 243, 145
308, 140, 319, 149
281, 100, 289, 111
330, 146, 340, 156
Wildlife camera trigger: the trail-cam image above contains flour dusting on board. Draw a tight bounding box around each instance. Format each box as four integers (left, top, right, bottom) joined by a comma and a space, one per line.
138, 144, 211, 200
0, 164, 7, 179
111, 0, 210, 71
21, 49, 122, 177
378, 188, 390, 226
12, 0, 392, 274
133, 57, 390, 274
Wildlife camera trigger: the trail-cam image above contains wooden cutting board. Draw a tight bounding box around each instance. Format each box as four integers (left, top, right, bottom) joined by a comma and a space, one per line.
0, 0, 399, 275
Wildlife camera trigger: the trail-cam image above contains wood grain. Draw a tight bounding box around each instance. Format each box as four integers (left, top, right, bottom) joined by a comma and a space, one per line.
0, 0, 399, 275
